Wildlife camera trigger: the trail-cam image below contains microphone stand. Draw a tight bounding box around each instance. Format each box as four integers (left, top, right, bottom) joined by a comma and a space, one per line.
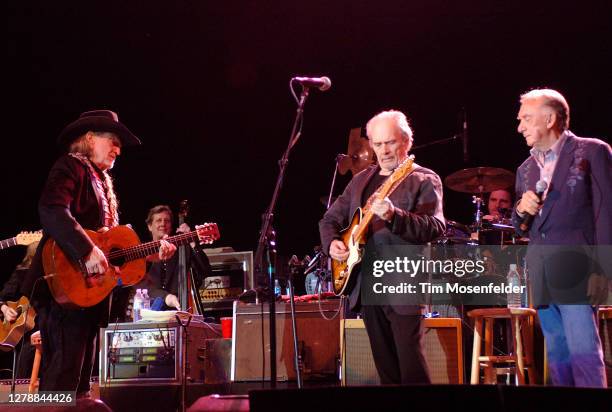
253, 86, 311, 388
287, 258, 304, 388
412, 108, 468, 163
411, 134, 461, 151
326, 154, 344, 209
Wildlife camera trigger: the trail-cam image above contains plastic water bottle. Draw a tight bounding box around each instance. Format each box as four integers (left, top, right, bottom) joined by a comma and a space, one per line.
506, 264, 521, 308
141, 289, 151, 311
133, 289, 143, 322
305, 272, 318, 295
274, 279, 282, 297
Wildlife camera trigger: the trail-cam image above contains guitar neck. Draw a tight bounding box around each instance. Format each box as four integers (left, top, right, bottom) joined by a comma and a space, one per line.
0, 237, 17, 250
107, 231, 199, 262
353, 159, 415, 243
357, 180, 397, 239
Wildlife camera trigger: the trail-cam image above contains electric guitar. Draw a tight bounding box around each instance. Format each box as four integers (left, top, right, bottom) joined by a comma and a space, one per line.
331, 155, 416, 295
0, 231, 42, 250
42, 223, 220, 308
0, 296, 36, 351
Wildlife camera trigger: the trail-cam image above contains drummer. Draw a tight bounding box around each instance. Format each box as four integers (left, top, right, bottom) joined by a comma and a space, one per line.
482, 188, 513, 222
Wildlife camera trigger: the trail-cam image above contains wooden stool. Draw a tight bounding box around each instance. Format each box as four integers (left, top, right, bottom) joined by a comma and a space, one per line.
598, 306, 612, 386
599, 306, 612, 321
468, 307, 537, 385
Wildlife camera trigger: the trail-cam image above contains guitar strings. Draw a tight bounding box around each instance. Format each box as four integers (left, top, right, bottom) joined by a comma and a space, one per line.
105, 231, 197, 259
105, 227, 218, 261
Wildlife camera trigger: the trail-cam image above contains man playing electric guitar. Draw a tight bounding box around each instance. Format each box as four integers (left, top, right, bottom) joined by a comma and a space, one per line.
319, 110, 445, 384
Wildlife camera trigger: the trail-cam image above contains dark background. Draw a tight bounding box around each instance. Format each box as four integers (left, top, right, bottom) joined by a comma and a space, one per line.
1, 1, 611, 283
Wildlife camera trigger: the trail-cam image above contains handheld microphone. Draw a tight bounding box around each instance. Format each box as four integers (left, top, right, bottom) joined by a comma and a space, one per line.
519, 180, 548, 232
292, 76, 332, 91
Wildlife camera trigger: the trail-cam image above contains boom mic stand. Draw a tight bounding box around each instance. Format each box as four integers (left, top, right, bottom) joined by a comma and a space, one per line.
253, 82, 313, 388
411, 133, 462, 151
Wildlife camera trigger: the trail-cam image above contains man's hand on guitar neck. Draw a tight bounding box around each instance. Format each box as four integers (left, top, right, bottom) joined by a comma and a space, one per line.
330, 240, 350, 261
1, 304, 18, 322
147, 237, 177, 262
176, 223, 196, 248
371, 197, 396, 222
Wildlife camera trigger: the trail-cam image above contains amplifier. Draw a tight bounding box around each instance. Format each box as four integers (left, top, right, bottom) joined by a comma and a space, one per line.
231, 300, 341, 381
200, 250, 253, 310
341, 317, 464, 385
99, 320, 220, 386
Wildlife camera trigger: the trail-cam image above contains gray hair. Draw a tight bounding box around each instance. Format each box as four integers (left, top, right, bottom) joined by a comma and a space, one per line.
520, 88, 570, 131
366, 110, 413, 144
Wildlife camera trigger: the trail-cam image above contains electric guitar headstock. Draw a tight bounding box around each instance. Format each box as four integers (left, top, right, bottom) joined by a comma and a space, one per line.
15, 231, 43, 246
389, 154, 415, 183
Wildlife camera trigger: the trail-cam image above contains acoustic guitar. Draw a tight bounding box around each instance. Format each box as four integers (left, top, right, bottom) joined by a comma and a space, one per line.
42, 223, 220, 308
331, 155, 415, 295
0, 296, 36, 351
0, 231, 42, 250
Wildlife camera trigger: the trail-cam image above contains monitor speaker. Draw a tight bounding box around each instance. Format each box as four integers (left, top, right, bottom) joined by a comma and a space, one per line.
341, 317, 463, 384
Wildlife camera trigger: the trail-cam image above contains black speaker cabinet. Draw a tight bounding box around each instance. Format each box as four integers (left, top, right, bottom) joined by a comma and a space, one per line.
341, 317, 464, 385
231, 300, 341, 381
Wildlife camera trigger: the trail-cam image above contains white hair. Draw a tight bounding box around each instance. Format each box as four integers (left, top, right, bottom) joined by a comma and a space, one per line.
520, 88, 570, 131
366, 110, 413, 144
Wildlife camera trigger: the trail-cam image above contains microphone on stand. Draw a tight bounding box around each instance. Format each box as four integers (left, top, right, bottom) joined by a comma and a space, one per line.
292, 76, 332, 91
519, 180, 548, 232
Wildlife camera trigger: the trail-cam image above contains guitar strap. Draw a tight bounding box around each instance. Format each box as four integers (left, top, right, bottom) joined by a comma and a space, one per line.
363, 163, 417, 213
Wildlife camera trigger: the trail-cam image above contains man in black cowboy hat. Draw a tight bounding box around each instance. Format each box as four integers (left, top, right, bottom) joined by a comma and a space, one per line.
21, 110, 176, 398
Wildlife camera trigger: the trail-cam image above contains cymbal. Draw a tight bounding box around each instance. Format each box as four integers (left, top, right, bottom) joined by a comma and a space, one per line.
338, 127, 375, 175
444, 167, 514, 193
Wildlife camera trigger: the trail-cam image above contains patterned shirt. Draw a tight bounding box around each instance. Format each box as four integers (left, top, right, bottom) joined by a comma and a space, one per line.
69, 152, 118, 228
529, 131, 569, 200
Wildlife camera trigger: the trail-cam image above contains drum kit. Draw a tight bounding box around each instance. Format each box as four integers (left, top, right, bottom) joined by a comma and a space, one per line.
441, 166, 525, 247
433, 166, 529, 306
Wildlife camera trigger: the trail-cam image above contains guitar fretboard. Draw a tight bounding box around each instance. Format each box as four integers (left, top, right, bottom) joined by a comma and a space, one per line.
106, 231, 200, 262
0, 237, 17, 250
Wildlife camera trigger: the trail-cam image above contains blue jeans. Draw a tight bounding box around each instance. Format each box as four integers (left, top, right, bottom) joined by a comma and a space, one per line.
538, 304, 606, 387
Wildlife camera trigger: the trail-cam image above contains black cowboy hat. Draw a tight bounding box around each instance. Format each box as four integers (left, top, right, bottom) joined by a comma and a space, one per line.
57, 110, 141, 147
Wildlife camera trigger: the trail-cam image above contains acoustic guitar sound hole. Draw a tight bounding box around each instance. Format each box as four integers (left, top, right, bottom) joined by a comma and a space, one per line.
108, 248, 126, 267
